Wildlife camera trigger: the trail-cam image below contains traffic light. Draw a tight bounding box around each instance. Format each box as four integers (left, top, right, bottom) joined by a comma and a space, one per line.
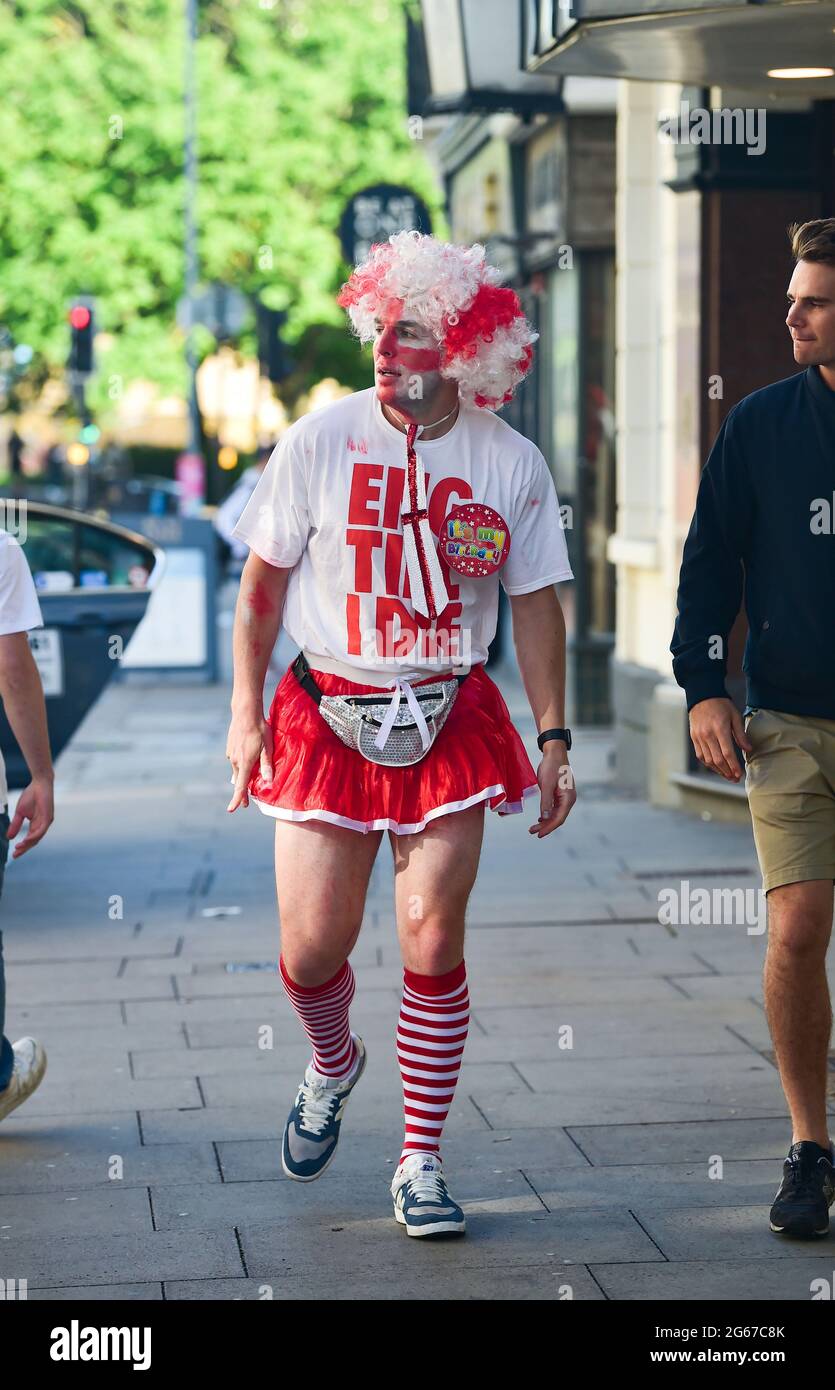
67, 442, 89, 467
256, 304, 293, 384
68, 300, 95, 374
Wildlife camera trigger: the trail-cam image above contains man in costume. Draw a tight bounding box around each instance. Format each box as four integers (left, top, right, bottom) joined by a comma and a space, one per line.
226, 231, 575, 1236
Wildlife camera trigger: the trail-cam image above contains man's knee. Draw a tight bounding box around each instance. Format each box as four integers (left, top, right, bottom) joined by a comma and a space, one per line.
398, 914, 465, 971
280, 942, 355, 989
279, 906, 363, 987
767, 890, 833, 965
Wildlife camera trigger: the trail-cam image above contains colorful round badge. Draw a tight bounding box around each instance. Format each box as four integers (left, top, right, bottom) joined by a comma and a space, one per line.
441, 502, 511, 578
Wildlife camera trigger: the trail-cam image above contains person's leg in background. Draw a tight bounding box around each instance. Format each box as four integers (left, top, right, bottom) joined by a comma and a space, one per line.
765, 879, 834, 1153
744, 712, 835, 1236
274, 818, 382, 1180
764, 878, 835, 1236
0, 808, 13, 1091
388, 803, 485, 1236
0, 805, 47, 1121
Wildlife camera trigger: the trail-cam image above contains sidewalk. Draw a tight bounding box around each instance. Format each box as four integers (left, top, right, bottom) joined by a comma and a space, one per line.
0, 652, 833, 1301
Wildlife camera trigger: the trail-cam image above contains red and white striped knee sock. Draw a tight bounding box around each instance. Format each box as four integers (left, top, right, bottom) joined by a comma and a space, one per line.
396, 959, 469, 1164
279, 956, 357, 1080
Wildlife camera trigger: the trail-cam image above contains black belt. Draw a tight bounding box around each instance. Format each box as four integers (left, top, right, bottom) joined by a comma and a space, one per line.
291, 651, 468, 707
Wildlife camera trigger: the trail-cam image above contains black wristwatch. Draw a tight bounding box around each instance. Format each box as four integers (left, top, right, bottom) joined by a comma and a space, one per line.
537, 727, 572, 752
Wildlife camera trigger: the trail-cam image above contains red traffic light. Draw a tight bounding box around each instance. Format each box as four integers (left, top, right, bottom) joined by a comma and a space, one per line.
69, 305, 91, 330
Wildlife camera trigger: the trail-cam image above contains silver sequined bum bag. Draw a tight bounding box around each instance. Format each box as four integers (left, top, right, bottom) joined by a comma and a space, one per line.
290, 651, 468, 768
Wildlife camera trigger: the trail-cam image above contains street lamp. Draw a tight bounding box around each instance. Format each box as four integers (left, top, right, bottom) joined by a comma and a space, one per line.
418, 0, 564, 115
182, 0, 205, 505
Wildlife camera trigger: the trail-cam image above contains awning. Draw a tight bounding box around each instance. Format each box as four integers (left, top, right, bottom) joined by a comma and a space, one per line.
527, 0, 835, 95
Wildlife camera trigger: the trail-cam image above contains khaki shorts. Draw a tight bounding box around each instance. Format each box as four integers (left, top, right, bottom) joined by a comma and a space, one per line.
744, 707, 835, 893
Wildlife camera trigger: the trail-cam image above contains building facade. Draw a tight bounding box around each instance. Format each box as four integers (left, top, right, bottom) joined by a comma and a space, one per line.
525, 0, 835, 817
409, 11, 618, 722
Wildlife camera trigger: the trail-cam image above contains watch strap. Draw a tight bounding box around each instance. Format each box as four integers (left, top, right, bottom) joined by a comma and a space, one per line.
537, 727, 572, 752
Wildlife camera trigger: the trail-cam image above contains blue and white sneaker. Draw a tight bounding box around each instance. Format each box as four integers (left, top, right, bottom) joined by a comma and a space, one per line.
391, 1152, 466, 1237
281, 1035, 366, 1182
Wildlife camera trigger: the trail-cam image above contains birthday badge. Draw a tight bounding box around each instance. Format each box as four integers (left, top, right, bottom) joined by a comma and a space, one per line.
441, 502, 511, 578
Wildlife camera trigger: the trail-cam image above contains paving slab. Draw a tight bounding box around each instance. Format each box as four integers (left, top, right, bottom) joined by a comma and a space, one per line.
163, 1266, 606, 1300
216, 1125, 588, 1183
591, 1258, 835, 1301
566, 1116, 796, 1166
138, 1093, 488, 1144
524, 1159, 779, 1211
28, 1283, 164, 1300
633, 1204, 835, 1261
198, 1060, 520, 1110
0, 1185, 153, 1237
0, 1229, 243, 1289
13, 1076, 203, 1117
0, 1136, 220, 1195
240, 1206, 661, 1277
126, 988, 401, 1027
150, 1176, 542, 1231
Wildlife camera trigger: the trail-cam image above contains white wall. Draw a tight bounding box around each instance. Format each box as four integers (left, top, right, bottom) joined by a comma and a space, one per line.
608, 79, 700, 680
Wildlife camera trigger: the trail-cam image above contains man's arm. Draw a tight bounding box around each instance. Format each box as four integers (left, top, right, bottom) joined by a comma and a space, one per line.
670, 405, 755, 781
226, 552, 291, 811
0, 632, 54, 856
509, 584, 576, 838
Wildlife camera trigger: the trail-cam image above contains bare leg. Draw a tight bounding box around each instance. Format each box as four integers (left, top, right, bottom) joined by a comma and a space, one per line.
275, 819, 383, 985
389, 804, 485, 970
764, 879, 834, 1149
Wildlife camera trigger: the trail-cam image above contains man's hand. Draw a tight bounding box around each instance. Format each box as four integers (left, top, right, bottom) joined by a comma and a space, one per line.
689, 696, 752, 782
8, 775, 54, 857
530, 742, 576, 838
226, 712, 274, 811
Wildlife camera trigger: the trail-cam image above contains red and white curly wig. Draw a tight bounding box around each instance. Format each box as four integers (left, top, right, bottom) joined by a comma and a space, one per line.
337, 230, 537, 410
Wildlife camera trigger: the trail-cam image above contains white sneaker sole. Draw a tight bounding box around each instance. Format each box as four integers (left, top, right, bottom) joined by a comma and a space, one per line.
394, 1205, 466, 1237
0, 1042, 47, 1123
769, 1218, 829, 1236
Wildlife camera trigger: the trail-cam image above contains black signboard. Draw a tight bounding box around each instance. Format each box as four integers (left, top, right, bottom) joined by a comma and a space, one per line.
339, 183, 432, 266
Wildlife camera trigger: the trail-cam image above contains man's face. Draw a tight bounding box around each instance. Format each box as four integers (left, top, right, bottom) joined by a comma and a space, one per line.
786, 259, 835, 368
373, 303, 444, 410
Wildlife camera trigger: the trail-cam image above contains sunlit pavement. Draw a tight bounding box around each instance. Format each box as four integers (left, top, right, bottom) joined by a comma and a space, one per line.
1, 617, 831, 1301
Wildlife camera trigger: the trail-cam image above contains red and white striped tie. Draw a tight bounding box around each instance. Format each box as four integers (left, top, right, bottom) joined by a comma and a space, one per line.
400, 421, 451, 622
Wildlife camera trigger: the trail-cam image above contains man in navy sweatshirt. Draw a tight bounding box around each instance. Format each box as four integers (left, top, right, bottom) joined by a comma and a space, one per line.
671, 218, 835, 1239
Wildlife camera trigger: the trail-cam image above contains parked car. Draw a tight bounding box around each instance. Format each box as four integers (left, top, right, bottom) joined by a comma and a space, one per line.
0, 503, 164, 788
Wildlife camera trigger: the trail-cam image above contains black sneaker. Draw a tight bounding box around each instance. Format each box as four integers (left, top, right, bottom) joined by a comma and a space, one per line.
769, 1141, 835, 1237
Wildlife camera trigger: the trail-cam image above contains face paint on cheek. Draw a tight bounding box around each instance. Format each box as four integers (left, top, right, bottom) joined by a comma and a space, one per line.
396, 345, 441, 372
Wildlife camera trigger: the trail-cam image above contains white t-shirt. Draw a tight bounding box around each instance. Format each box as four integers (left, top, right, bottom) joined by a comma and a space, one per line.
232, 387, 573, 681
0, 534, 44, 807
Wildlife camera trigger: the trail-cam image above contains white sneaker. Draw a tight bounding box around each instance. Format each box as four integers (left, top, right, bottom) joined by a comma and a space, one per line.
281, 1035, 366, 1182
391, 1152, 466, 1237
0, 1038, 47, 1123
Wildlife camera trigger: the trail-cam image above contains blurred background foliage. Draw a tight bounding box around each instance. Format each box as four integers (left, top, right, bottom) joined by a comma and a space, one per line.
0, 0, 440, 417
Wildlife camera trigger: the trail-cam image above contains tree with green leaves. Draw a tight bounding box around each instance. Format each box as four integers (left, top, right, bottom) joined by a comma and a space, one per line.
0, 0, 441, 423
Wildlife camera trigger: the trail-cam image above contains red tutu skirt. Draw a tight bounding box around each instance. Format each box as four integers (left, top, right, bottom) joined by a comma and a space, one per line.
249, 661, 538, 835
